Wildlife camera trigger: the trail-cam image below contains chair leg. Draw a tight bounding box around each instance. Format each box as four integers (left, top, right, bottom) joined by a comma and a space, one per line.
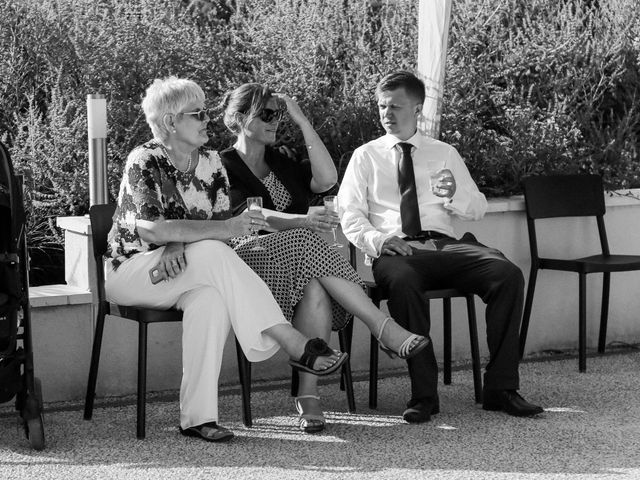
343, 363, 356, 413
519, 266, 539, 359
466, 295, 482, 404
598, 272, 610, 354
579, 274, 587, 373
84, 304, 107, 420
443, 298, 452, 385
290, 369, 299, 397
338, 328, 356, 413
368, 294, 381, 409
235, 338, 252, 427
369, 333, 379, 409
136, 322, 148, 440
339, 321, 354, 392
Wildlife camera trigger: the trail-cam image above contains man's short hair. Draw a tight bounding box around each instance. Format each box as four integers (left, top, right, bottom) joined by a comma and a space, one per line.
376, 71, 426, 104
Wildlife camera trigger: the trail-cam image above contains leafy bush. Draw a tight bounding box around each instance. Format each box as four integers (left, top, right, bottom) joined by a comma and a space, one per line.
0, 0, 638, 284
443, 0, 640, 194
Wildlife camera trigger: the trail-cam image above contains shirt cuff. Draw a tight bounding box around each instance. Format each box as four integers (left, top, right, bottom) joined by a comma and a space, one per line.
364, 231, 392, 258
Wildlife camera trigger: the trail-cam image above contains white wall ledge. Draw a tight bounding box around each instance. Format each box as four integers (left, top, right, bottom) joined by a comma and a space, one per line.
29, 284, 92, 308
57, 215, 91, 235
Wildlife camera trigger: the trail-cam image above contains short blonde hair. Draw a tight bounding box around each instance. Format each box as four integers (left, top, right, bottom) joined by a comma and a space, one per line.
141, 77, 205, 141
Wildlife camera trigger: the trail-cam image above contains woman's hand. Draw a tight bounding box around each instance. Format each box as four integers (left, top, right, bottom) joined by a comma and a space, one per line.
273, 93, 337, 192
158, 242, 187, 280
303, 208, 339, 233
225, 210, 269, 237
273, 93, 308, 126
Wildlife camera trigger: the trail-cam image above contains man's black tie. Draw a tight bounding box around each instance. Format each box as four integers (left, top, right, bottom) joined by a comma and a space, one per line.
397, 142, 421, 237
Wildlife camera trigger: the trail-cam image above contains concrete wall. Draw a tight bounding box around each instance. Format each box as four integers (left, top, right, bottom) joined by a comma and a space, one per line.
31, 192, 640, 403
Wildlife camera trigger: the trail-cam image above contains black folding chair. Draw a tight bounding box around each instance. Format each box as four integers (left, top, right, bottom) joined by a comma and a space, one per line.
519, 174, 640, 371
347, 244, 482, 408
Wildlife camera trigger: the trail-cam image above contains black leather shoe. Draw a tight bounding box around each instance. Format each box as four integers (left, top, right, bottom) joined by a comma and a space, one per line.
402, 398, 440, 424
482, 389, 544, 417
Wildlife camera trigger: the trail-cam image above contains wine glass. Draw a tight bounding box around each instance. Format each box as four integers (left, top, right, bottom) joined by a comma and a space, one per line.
430, 158, 454, 198
323, 195, 343, 248
430, 170, 448, 196
246, 196, 265, 251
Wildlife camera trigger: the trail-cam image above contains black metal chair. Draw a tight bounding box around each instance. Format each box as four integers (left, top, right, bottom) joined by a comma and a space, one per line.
519, 174, 640, 372
83, 204, 253, 438
347, 244, 482, 409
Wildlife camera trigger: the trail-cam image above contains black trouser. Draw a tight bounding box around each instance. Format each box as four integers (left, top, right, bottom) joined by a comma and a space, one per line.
372, 233, 524, 403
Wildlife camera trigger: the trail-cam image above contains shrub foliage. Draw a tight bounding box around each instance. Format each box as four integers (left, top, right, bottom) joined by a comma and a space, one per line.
0, 0, 638, 283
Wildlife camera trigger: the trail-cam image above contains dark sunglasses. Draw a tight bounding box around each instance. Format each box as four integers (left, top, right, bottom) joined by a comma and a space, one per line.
257, 108, 285, 123
180, 108, 211, 121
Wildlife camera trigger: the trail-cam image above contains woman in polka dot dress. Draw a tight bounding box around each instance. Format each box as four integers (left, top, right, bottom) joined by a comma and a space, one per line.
220, 83, 429, 433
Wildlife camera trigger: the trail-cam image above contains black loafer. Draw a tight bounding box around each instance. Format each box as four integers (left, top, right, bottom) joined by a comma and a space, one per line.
179, 422, 234, 442
402, 399, 440, 424
482, 389, 544, 417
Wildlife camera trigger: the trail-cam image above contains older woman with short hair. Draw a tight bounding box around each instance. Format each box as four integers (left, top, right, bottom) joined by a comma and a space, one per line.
105, 77, 347, 442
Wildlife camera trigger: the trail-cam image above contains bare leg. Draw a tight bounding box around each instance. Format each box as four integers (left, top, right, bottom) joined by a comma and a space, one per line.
291, 279, 333, 419
317, 277, 424, 352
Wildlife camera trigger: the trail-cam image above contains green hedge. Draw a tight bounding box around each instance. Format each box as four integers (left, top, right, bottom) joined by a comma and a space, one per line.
0, 0, 638, 283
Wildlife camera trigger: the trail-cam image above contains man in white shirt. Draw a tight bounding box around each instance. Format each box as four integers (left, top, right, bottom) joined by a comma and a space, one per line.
338, 71, 543, 422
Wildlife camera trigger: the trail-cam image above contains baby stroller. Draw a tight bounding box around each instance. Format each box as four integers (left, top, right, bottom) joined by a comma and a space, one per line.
0, 140, 45, 450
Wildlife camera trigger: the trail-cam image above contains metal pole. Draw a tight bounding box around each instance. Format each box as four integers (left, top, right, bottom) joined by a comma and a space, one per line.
87, 94, 108, 206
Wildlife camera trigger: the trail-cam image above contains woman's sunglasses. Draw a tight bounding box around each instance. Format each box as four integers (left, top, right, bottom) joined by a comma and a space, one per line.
180, 108, 211, 122
257, 108, 285, 123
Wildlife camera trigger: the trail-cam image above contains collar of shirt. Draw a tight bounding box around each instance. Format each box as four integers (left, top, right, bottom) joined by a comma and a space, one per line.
365, 132, 456, 238
380, 132, 425, 152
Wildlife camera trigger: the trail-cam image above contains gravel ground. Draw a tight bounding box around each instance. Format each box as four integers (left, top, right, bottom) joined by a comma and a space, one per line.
1, 350, 639, 480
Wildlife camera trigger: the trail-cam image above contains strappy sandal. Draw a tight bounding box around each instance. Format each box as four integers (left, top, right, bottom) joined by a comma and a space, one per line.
376, 317, 430, 359
288, 338, 348, 376
294, 395, 326, 433
179, 422, 234, 442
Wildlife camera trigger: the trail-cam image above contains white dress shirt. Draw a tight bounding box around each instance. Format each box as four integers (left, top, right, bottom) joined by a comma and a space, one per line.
338, 132, 487, 259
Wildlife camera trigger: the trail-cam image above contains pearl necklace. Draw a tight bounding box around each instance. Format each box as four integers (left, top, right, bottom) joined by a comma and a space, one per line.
160, 143, 192, 173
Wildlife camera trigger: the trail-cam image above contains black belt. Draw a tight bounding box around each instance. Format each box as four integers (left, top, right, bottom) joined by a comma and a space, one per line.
403, 230, 452, 241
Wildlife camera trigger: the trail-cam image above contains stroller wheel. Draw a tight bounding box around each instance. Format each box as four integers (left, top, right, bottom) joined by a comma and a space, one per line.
26, 414, 45, 451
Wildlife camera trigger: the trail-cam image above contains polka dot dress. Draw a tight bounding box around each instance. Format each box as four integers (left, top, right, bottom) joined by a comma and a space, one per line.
230, 172, 364, 330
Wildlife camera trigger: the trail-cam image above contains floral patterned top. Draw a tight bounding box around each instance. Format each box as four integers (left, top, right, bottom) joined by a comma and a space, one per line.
107, 140, 232, 268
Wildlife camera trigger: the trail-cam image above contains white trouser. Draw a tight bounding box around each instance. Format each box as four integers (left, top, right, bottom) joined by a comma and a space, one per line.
105, 239, 287, 428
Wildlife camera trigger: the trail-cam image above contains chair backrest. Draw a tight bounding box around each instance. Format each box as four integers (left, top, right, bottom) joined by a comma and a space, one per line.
522, 174, 605, 220
522, 174, 609, 258
89, 204, 116, 304
89, 204, 116, 258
